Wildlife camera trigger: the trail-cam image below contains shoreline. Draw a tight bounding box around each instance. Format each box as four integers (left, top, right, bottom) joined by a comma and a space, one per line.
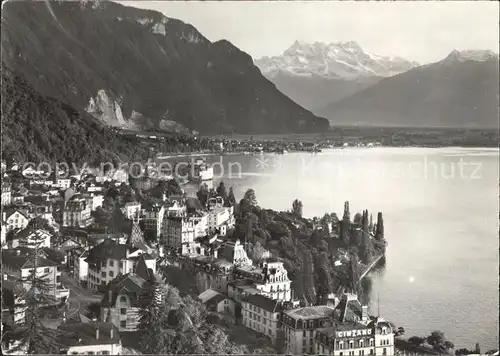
155, 146, 499, 160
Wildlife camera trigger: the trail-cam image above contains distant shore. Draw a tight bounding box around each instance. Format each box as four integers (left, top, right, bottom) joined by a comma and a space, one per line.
155, 146, 499, 161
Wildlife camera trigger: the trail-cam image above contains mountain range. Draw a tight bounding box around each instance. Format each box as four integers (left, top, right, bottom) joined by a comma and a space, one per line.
1, 0, 328, 134
254, 41, 418, 110
256, 42, 499, 128
316, 49, 499, 128
2, 0, 498, 143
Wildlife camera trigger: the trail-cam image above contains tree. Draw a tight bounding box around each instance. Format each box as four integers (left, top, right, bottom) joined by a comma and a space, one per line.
85, 302, 101, 320
225, 186, 236, 207
375, 212, 385, 241
248, 241, 267, 263
238, 198, 252, 217
426, 330, 446, 348
408, 336, 425, 347
243, 188, 257, 207
5, 230, 64, 354
216, 181, 228, 202
137, 273, 181, 354
292, 199, 303, 218
196, 183, 209, 207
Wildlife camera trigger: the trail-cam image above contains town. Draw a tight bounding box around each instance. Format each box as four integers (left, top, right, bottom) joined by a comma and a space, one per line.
0, 158, 466, 355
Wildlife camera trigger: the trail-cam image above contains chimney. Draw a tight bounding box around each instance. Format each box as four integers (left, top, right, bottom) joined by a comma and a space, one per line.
362, 305, 368, 321
95, 327, 100, 340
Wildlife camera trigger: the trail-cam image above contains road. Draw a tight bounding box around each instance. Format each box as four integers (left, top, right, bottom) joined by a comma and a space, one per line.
61, 272, 102, 317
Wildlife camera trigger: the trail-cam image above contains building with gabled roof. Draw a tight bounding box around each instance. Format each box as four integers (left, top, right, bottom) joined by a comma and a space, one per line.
8, 227, 52, 249
99, 255, 153, 332
85, 239, 156, 291
2, 247, 69, 303
3, 208, 29, 233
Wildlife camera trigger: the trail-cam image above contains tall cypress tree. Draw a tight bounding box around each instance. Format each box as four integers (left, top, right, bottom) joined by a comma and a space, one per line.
375, 212, 385, 241
340, 201, 351, 246
5, 228, 64, 354
360, 210, 373, 264
225, 186, 236, 207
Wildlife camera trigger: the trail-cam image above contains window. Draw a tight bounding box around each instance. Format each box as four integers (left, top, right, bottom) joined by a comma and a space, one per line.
120, 320, 127, 328
340, 353, 343, 356
303, 330, 306, 337
359, 340, 364, 348
369, 339, 374, 347
120, 308, 127, 315
310, 330, 314, 337
370, 350, 374, 355
120, 296, 127, 303
109, 271, 114, 278
102, 271, 106, 278
383, 348, 387, 356
360, 351, 364, 356
349, 341, 354, 349
339, 342, 344, 350
303, 340, 306, 346
44, 268, 50, 273
109, 260, 114, 267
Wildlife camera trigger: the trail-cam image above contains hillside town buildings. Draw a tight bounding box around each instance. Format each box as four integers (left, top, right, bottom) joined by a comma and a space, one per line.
63, 195, 93, 228
0, 163, 395, 356
2, 180, 12, 206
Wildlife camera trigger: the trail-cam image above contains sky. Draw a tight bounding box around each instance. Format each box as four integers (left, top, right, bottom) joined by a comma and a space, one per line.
122, 0, 499, 64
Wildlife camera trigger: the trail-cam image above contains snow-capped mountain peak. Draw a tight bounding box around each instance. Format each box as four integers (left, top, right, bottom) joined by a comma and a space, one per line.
255, 41, 419, 79
443, 49, 498, 63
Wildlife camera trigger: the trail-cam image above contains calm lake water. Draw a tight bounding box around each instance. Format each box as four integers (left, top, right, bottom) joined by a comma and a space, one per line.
172, 147, 499, 350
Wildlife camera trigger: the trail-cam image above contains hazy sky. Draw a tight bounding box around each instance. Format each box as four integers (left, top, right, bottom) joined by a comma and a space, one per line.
123, 0, 499, 64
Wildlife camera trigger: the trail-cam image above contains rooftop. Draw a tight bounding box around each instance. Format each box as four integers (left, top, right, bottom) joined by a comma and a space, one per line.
244, 294, 284, 313
85, 239, 138, 265
100, 273, 146, 308
58, 322, 120, 347
284, 306, 335, 320
2, 248, 59, 270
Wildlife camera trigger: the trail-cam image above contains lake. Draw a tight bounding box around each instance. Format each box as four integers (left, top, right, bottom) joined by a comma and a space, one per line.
169, 147, 499, 350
